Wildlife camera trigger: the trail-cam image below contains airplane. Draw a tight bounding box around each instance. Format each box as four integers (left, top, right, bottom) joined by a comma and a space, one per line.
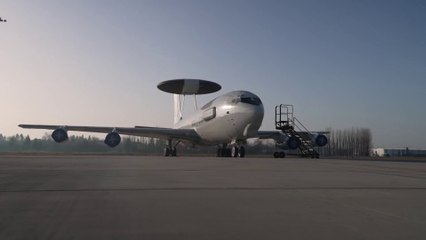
19, 79, 328, 158
0, 17, 7, 22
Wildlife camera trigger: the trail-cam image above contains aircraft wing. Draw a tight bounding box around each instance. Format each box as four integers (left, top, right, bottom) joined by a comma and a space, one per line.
256, 131, 284, 141
18, 124, 202, 142
257, 130, 329, 148
257, 130, 329, 138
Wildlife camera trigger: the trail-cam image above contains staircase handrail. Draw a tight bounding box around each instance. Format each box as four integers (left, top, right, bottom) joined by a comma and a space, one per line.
293, 117, 313, 136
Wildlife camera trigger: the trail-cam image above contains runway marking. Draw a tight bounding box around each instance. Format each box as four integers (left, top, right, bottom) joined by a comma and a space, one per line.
1, 186, 426, 193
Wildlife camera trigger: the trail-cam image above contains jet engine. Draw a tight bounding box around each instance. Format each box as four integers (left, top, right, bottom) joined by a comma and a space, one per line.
287, 136, 301, 149
104, 132, 121, 148
276, 135, 301, 150
51, 128, 68, 143
312, 134, 328, 147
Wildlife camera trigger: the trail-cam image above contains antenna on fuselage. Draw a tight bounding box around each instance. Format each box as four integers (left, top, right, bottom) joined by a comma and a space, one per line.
157, 79, 221, 124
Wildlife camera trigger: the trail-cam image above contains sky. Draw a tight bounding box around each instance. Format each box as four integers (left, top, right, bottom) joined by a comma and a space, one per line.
1, 0, 425, 148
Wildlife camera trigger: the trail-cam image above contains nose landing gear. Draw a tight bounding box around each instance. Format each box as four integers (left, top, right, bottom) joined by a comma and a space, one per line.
232, 146, 245, 158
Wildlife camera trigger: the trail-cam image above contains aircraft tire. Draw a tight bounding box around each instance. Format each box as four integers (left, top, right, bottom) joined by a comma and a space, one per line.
164, 147, 170, 157
171, 147, 177, 157
224, 148, 232, 157
238, 146, 245, 158
273, 152, 279, 158
217, 148, 232, 157
217, 148, 222, 157
232, 146, 239, 157
279, 152, 285, 158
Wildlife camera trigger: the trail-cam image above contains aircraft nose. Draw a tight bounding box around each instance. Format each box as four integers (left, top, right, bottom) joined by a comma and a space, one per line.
240, 103, 264, 137
245, 103, 264, 122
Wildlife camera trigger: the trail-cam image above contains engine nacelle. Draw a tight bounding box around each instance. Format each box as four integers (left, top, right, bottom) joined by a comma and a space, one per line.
312, 134, 328, 147
104, 132, 121, 148
51, 128, 68, 143
276, 136, 301, 150
287, 136, 301, 149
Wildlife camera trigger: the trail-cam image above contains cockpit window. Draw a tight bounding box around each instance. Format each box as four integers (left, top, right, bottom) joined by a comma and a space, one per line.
231, 97, 240, 104
241, 97, 262, 105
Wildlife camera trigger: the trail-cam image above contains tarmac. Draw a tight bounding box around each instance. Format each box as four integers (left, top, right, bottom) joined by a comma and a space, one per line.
0, 154, 425, 240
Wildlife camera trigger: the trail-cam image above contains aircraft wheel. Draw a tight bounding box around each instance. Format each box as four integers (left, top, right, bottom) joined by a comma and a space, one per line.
216, 148, 222, 157
279, 152, 286, 158
217, 148, 232, 157
273, 152, 279, 158
164, 147, 170, 157
232, 146, 239, 157
220, 148, 230, 157
224, 148, 232, 157
171, 147, 177, 157
238, 146, 245, 158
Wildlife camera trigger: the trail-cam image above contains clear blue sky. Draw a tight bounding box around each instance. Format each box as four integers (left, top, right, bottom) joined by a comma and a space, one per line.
1, 0, 425, 148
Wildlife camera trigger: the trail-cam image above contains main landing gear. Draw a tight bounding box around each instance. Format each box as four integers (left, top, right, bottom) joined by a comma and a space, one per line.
164, 147, 177, 157
217, 144, 245, 158
164, 139, 178, 157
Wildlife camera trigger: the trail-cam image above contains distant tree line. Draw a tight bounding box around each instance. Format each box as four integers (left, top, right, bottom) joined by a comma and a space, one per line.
0, 133, 167, 154
0, 128, 372, 157
318, 128, 372, 157
0, 133, 284, 155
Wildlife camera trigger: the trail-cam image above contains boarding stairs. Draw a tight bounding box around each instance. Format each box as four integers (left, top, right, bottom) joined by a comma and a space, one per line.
275, 104, 319, 158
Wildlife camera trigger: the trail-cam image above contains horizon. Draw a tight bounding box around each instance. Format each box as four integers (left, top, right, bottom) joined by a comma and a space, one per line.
1, 0, 425, 148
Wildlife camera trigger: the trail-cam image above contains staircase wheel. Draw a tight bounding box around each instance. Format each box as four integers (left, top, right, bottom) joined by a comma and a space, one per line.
273, 152, 279, 158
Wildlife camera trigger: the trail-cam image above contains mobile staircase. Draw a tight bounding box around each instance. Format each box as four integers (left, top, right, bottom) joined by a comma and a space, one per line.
275, 104, 320, 158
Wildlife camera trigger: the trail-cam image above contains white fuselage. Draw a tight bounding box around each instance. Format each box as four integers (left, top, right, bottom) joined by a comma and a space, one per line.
174, 91, 264, 145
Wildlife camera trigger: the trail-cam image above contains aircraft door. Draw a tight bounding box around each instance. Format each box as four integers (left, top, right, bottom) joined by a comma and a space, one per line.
202, 107, 216, 121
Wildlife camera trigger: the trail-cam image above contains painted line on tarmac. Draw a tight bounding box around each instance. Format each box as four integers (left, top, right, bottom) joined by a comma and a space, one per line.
1, 186, 426, 193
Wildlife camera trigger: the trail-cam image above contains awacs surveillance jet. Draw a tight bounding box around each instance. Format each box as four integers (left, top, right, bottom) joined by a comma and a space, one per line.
20, 79, 328, 158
